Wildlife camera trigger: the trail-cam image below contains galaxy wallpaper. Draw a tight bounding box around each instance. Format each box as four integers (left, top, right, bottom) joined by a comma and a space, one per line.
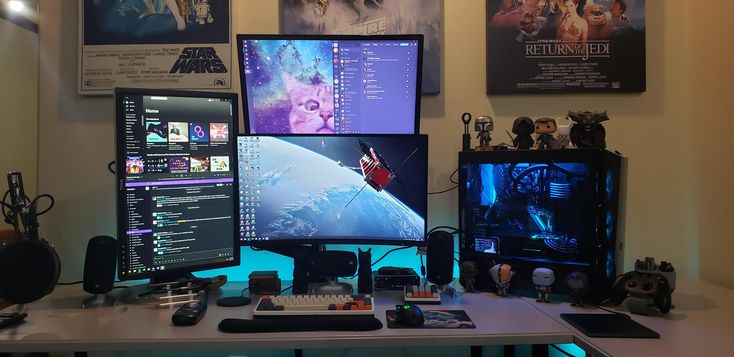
241, 39, 334, 134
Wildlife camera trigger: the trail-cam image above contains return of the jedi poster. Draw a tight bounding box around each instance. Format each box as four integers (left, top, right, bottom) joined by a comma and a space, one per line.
487, 0, 645, 94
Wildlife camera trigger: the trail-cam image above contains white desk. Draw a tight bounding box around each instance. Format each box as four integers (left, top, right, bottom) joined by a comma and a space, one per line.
0, 284, 572, 353
523, 276, 734, 357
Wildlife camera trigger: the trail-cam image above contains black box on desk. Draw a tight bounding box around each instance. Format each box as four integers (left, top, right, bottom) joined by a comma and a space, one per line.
373, 268, 420, 290
249, 270, 281, 295
458, 149, 626, 303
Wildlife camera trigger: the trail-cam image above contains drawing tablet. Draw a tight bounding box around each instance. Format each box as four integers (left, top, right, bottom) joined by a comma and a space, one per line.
561, 313, 660, 338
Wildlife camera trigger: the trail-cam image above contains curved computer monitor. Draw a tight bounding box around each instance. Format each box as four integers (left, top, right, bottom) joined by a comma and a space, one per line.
236, 34, 423, 135
115, 88, 240, 282
237, 134, 428, 246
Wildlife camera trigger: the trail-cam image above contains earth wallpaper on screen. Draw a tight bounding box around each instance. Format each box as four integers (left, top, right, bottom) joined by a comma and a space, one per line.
241, 136, 427, 241
280, 0, 442, 95
486, 0, 645, 94
83, 0, 230, 45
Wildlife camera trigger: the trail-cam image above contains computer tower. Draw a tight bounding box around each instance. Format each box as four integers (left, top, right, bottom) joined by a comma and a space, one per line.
458, 149, 625, 303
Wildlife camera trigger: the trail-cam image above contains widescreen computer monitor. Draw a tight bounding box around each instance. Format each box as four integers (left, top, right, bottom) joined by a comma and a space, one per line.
115, 88, 240, 282
237, 135, 428, 246
237, 34, 423, 135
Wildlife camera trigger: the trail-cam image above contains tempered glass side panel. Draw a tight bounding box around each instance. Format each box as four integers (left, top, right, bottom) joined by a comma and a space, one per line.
462, 161, 595, 266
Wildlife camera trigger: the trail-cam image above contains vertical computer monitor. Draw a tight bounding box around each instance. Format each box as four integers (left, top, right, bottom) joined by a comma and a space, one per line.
237, 34, 423, 135
237, 135, 428, 245
115, 88, 240, 282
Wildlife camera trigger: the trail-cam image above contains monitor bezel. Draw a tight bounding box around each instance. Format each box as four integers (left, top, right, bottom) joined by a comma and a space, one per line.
114, 87, 241, 281
236, 133, 428, 247
236, 34, 424, 135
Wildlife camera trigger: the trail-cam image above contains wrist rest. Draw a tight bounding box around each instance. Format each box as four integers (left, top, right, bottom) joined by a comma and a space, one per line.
219, 316, 383, 333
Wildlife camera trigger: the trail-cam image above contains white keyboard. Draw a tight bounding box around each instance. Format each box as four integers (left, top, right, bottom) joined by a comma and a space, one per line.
253, 294, 375, 318
404, 285, 442, 304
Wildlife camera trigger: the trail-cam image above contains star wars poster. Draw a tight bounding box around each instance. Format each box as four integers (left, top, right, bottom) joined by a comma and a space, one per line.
487, 0, 645, 94
279, 0, 442, 95
79, 0, 231, 95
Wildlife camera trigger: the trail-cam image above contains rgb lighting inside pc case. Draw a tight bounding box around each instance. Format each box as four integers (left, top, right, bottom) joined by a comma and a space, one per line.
459, 149, 624, 302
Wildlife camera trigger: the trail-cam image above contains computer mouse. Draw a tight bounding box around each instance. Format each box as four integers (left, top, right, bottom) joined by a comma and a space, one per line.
395, 304, 424, 327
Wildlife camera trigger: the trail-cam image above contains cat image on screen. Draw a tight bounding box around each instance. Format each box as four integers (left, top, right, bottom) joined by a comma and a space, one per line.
282, 72, 335, 134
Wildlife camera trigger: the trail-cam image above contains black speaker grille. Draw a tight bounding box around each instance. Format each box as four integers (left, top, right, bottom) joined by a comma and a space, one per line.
426, 230, 454, 285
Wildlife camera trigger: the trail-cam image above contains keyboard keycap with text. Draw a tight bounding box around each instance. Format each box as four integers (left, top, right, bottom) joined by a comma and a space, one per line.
253, 294, 375, 318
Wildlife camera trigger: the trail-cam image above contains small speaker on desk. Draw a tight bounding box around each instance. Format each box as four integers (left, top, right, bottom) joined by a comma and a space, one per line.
81, 235, 118, 308
426, 230, 454, 286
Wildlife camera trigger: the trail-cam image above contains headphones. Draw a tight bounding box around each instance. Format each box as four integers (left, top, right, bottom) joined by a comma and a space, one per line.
0, 172, 60, 305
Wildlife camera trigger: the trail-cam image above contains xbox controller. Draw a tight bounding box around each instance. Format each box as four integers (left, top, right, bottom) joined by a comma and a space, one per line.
612, 271, 672, 314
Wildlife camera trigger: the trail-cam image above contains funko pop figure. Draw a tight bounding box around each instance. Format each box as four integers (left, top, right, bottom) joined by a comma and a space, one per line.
475, 116, 494, 151
566, 271, 589, 306
568, 110, 608, 149
511, 117, 535, 150
534, 118, 557, 150
489, 263, 515, 297
532, 267, 555, 303
552, 117, 572, 149
459, 261, 480, 293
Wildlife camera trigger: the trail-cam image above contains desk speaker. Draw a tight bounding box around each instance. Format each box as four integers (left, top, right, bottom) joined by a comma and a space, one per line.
83, 235, 117, 294
426, 230, 454, 285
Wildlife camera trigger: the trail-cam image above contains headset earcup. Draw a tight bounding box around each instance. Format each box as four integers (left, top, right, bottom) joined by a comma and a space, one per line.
0, 239, 60, 304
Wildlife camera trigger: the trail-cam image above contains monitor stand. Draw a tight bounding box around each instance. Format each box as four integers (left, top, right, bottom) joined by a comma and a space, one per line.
81, 293, 118, 309
119, 272, 220, 305
148, 272, 198, 285
309, 277, 353, 295
254, 243, 352, 295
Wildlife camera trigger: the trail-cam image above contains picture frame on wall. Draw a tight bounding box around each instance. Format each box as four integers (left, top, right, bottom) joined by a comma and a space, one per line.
78, 0, 232, 95
486, 0, 646, 94
279, 0, 442, 95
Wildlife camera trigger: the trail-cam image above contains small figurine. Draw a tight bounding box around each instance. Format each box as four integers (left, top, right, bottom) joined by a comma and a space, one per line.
552, 117, 572, 149
566, 271, 589, 306
511, 117, 535, 149
489, 263, 515, 296
194, 0, 214, 24
568, 110, 608, 149
532, 267, 555, 303
534, 118, 557, 150
475, 116, 494, 150
459, 261, 479, 293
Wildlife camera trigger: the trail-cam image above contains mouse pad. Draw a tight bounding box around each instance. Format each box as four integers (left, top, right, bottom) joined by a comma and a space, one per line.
386, 310, 476, 329
560, 313, 660, 338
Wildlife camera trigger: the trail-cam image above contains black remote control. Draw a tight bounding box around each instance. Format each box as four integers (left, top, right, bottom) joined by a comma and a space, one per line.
172, 293, 208, 326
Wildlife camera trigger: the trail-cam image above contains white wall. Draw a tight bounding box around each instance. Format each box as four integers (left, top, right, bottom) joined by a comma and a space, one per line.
35, 0, 734, 287
0, 18, 38, 231
688, 1, 734, 288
